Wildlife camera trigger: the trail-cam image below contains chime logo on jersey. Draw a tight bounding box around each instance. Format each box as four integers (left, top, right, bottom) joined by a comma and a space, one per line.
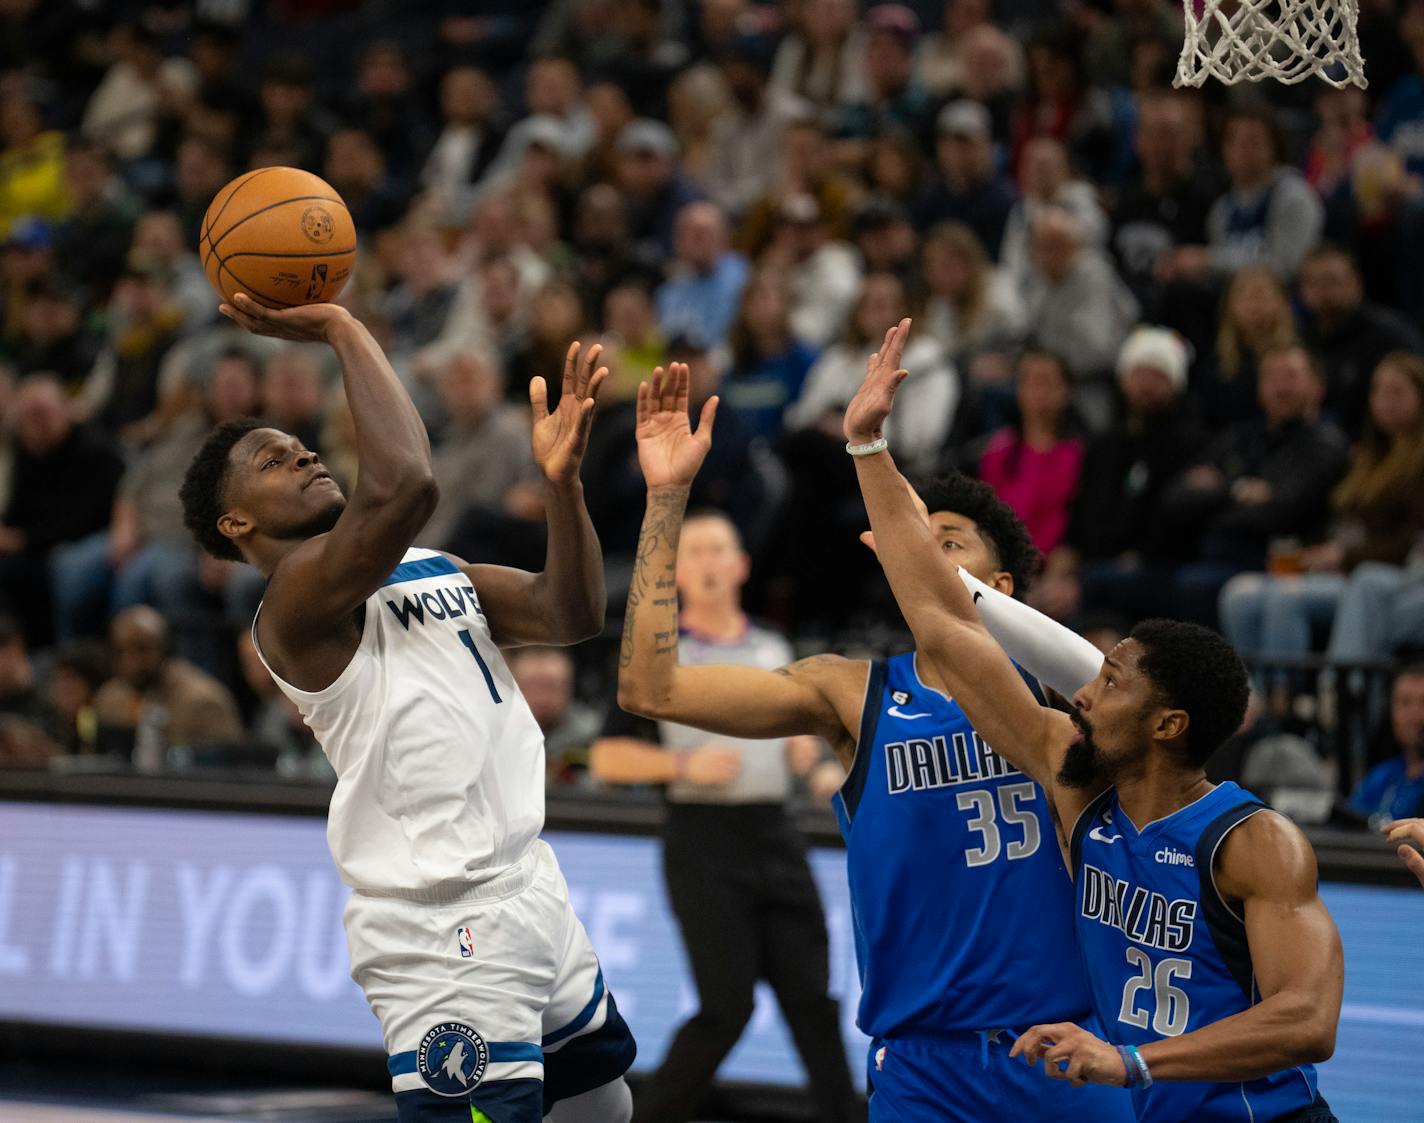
457, 926, 475, 958
417, 1021, 489, 1097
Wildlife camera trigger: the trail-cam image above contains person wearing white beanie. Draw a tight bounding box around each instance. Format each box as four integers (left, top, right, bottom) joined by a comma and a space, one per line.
1115, 325, 1190, 397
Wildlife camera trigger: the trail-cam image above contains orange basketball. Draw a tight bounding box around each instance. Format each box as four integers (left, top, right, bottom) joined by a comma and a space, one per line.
199, 166, 356, 309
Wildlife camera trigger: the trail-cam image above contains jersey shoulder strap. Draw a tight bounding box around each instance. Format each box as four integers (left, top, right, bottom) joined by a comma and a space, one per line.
1194, 796, 1268, 1002
841, 658, 890, 824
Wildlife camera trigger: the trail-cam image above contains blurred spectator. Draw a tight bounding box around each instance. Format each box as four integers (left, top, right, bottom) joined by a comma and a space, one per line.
0, 613, 54, 766
1305, 85, 1374, 203
1297, 243, 1422, 434
344, 42, 429, 184
1011, 28, 1117, 184
722, 268, 819, 442
235, 629, 326, 779
1220, 353, 1424, 664
851, 196, 917, 280
252, 52, 333, 173
977, 349, 1084, 554
323, 128, 407, 236
1157, 344, 1350, 624
1019, 206, 1139, 418
45, 639, 110, 755
0, 92, 70, 236
7, 276, 100, 388
765, 193, 862, 349
1054, 327, 1204, 620
570, 183, 645, 323
509, 647, 601, 785
702, 35, 786, 218
260, 346, 327, 454
419, 66, 505, 225
787, 272, 958, 475
93, 605, 242, 768
919, 222, 1024, 383
616, 118, 705, 257
736, 111, 858, 257
171, 134, 232, 248
769, 0, 869, 108
915, 100, 1017, 259
1195, 266, 1298, 428
52, 139, 138, 301
656, 201, 750, 349
384, 223, 462, 391
0, 375, 123, 645
510, 280, 587, 401
1109, 92, 1219, 316
834, 4, 934, 147
49, 348, 258, 645
130, 208, 215, 331
1161, 104, 1325, 284
80, 24, 196, 164
484, 58, 595, 190
1000, 136, 1109, 285
1349, 663, 1424, 824
1376, 14, 1424, 177
916, 0, 999, 96
604, 276, 667, 400
667, 65, 733, 190
423, 352, 538, 554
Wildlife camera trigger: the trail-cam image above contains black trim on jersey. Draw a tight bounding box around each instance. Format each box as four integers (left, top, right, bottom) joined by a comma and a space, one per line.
841, 659, 889, 824
1017, 666, 1048, 707
1195, 799, 1267, 1003
1070, 788, 1116, 875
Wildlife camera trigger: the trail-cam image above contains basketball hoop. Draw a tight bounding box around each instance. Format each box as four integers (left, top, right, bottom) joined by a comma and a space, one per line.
1174, 0, 1367, 88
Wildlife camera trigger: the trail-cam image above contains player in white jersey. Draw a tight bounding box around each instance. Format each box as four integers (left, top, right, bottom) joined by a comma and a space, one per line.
178, 294, 635, 1123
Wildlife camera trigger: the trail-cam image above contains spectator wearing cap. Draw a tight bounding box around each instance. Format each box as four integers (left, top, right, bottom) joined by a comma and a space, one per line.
915, 99, 1017, 260
617, 118, 705, 258
656, 202, 750, 350
0, 375, 123, 646
1348, 663, 1424, 824
999, 136, 1109, 286
1297, 242, 1423, 434
834, 5, 935, 148
764, 193, 862, 349
1042, 327, 1205, 621
1109, 92, 1221, 318
852, 196, 917, 281
1160, 104, 1325, 285
1019, 207, 1139, 420
769, 0, 871, 109
0, 93, 71, 239
51, 140, 137, 303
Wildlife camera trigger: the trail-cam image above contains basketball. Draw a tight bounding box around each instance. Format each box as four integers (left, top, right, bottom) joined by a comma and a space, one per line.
199, 166, 356, 309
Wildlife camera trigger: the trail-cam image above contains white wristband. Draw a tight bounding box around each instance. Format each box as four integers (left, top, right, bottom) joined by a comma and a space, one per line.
846, 436, 889, 457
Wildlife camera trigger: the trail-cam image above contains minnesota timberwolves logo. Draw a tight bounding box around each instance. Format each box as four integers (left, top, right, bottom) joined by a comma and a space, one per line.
417, 1022, 489, 1097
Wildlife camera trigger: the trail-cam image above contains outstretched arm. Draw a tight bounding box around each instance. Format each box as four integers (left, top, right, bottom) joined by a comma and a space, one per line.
456, 342, 608, 647
1013, 811, 1342, 1087
615, 365, 858, 756
225, 296, 436, 646
842, 320, 1078, 802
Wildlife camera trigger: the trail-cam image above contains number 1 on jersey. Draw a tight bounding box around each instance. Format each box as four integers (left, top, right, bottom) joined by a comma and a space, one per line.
458, 629, 503, 703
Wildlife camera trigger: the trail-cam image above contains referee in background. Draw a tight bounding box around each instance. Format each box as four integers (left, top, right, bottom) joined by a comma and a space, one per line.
592, 509, 860, 1123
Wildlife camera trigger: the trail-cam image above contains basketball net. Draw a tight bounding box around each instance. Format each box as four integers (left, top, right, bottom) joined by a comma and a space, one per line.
1174, 0, 1367, 88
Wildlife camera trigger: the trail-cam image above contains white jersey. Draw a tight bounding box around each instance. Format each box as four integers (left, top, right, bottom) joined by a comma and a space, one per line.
253, 547, 546, 895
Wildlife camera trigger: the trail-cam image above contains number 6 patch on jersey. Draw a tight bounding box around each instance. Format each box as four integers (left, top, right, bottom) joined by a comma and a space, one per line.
457, 927, 474, 958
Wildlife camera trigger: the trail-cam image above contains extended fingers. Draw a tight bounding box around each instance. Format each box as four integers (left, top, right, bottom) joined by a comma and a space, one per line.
587, 366, 609, 405
530, 376, 549, 421
577, 342, 603, 397
563, 341, 579, 397
673, 361, 690, 417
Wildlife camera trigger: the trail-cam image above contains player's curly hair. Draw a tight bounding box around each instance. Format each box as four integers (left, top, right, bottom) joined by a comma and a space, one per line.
1130, 619, 1250, 767
180, 418, 265, 562
913, 473, 1041, 598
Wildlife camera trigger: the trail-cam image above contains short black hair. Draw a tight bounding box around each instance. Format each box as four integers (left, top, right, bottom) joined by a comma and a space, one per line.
180, 418, 265, 561
913, 473, 1041, 597
1130, 619, 1250, 767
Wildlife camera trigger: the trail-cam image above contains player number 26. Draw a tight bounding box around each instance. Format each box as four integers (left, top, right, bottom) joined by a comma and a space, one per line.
955, 781, 1041, 867
1119, 948, 1192, 1036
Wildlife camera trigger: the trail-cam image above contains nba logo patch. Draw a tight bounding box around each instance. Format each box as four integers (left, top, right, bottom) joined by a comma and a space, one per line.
457, 927, 474, 958
875, 1045, 887, 1071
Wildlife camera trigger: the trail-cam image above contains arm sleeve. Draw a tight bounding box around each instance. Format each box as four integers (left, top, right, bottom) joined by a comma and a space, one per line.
956, 566, 1104, 697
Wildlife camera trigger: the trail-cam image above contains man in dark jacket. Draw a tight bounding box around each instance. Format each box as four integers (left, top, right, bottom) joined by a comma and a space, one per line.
914, 100, 1017, 259
1297, 243, 1423, 436
0, 375, 124, 644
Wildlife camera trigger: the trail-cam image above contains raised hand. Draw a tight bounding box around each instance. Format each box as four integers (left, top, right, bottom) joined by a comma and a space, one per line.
843, 316, 912, 445
531, 341, 609, 486
635, 363, 718, 491
219, 292, 353, 342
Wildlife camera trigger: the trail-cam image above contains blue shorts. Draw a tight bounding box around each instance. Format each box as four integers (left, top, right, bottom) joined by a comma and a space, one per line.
867, 1027, 1136, 1123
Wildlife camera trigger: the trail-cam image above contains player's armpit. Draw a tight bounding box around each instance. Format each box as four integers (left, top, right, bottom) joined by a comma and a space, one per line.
618, 656, 864, 765
1139, 811, 1343, 1083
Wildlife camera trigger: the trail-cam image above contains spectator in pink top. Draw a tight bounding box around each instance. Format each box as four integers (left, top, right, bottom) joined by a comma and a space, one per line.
978, 349, 1084, 553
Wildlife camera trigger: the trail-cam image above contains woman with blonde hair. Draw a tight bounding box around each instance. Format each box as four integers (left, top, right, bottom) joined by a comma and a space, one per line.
1219, 352, 1424, 669
1197, 265, 1297, 425
920, 222, 1025, 376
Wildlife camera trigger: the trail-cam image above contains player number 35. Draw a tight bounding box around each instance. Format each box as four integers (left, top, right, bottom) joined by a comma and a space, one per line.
956, 781, 1041, 867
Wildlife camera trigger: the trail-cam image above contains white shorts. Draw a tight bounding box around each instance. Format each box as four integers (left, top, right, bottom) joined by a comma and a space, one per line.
345, 839, 636, 1122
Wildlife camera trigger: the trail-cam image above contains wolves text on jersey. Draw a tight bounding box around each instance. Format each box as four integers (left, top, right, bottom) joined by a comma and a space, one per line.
1080, 862, 1198, 953
885, 731, 1023, 794
385, 583, 485, 630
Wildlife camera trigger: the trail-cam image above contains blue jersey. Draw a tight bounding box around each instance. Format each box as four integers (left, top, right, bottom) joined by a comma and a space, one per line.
833, 653, 1095, 1037
1070, 782, 1320, 1122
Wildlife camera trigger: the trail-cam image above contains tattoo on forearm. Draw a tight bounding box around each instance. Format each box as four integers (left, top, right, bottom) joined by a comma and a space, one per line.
619, 488, 687, 668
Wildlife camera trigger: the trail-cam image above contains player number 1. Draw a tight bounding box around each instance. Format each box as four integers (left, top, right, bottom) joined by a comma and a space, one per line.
458, 629, 503, 704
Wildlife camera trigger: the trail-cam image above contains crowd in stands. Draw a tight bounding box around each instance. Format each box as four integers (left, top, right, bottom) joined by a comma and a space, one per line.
0, 0, 1420, 821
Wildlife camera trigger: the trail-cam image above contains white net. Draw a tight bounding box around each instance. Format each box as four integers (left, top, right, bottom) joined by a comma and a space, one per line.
1174, 0, 1368, 88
